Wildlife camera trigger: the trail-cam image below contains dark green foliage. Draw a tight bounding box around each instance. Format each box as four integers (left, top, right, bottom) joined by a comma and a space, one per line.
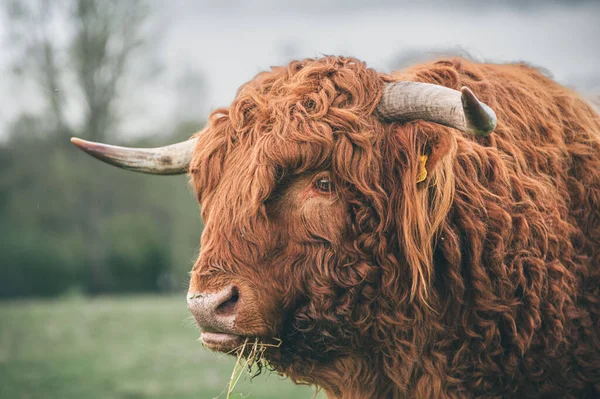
0, 232, 76, 298
0, 121, 202, 298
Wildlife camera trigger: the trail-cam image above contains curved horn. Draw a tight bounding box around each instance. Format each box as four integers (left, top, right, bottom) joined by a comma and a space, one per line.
377, 82, 497, 137
70, 137, 198, 175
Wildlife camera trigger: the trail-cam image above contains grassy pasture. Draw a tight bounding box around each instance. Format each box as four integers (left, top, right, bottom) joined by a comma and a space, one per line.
0, 295, 324, 399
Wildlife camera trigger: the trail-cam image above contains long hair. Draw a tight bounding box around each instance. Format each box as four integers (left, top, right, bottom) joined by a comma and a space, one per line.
190, 56, 600, 398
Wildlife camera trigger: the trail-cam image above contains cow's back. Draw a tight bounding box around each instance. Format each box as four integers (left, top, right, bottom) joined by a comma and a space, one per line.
393, 58, 600, 397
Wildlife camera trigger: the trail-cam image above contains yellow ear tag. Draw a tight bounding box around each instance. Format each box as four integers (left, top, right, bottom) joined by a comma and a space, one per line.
416, 155, 428, 183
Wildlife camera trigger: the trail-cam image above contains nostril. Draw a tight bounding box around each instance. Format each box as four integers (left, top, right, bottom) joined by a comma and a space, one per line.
216, 285, 240, 316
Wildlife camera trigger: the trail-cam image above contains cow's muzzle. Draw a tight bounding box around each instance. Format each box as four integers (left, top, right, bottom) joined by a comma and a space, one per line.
187, 284, 245, 350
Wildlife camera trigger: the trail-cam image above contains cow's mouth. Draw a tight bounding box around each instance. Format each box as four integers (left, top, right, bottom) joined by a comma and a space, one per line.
200, 331, 245, 351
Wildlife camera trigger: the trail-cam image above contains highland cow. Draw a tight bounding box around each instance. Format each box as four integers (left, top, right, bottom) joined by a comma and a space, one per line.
72, 56, 600, 398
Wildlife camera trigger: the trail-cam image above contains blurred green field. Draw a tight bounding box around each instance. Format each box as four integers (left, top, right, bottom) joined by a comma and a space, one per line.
0, 295, 324, 399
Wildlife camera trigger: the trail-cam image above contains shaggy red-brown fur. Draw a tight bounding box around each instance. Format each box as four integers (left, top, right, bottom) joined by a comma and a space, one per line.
188, 56, 600, 398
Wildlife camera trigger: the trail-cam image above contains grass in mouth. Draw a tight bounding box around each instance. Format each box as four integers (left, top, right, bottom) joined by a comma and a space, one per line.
217, 337, 283, 399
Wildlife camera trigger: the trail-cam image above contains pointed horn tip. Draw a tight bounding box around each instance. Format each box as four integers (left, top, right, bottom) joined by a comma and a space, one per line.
460, 86, 479, 105
460, 86, 473, 95
70, 137, 82, 145
69, 137, 116, 164
460, 86, 498, 137
70, 137, 106, 156
70, 137, 91, 150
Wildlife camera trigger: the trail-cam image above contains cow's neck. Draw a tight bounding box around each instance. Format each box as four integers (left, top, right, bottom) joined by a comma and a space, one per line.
303, 355, 395, 399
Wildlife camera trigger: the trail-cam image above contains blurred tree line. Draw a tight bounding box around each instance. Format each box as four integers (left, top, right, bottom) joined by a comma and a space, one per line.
0, 0, 203, 298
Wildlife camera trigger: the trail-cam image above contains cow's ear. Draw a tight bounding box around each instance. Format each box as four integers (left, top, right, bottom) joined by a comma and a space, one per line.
383, 122, 457, 307
415, 125, 456, 186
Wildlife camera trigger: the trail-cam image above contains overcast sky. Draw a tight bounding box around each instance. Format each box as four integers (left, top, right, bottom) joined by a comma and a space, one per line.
1, 0, 599, 139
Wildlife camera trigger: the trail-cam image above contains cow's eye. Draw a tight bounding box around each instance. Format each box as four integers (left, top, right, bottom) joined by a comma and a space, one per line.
314, 177, 334, 193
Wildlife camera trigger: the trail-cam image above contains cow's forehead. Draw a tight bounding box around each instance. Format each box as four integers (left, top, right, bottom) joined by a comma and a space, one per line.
228, 56, 382, 126
191, 56, 386, 208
